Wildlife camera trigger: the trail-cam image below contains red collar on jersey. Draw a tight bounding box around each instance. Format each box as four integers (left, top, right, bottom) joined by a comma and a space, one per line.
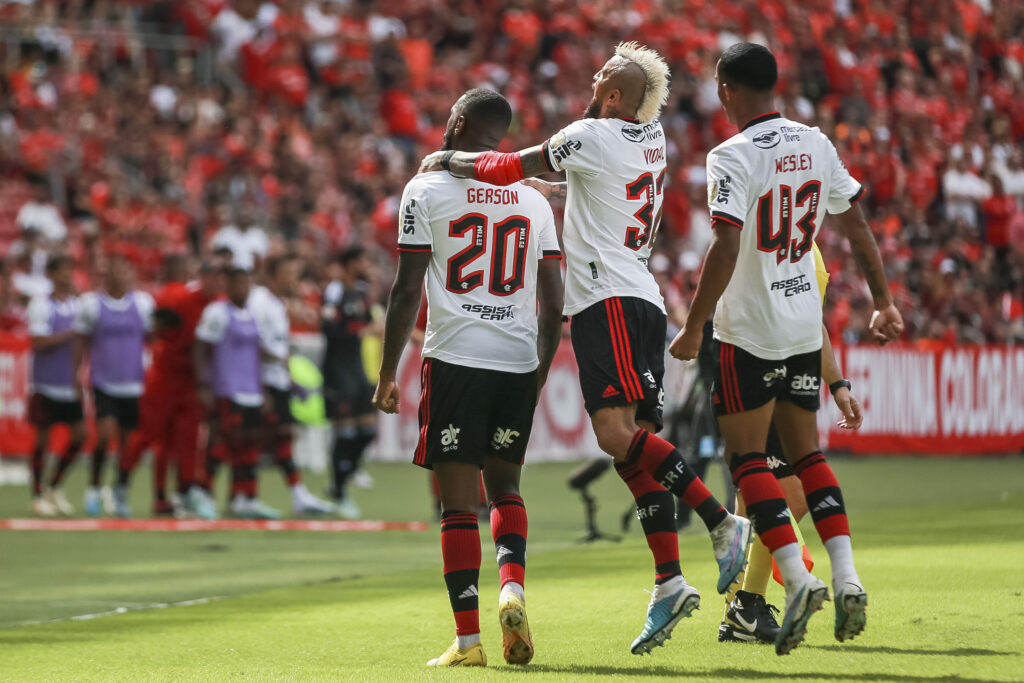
741, 111, 782, 131
618, 117, 640, 123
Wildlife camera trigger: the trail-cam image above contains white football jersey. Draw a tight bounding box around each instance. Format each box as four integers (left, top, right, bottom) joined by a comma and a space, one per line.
397, 172, 561, 373
247, 285, 291, 391
706, 112, 863, 360
542, 117, 667, 316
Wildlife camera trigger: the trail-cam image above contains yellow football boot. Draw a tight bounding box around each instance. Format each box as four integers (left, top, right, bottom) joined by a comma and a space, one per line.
425, 640, 486, 667
498, 593, 534, 665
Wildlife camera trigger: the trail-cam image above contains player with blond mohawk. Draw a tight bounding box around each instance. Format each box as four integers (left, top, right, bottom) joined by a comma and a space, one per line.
421, 42, 752, 655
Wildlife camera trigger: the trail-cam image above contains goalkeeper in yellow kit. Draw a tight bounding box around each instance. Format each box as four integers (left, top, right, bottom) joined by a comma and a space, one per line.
717, 243, 864, 644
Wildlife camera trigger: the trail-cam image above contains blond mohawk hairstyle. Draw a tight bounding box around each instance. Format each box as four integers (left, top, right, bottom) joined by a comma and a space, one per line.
615, 41, 670, 123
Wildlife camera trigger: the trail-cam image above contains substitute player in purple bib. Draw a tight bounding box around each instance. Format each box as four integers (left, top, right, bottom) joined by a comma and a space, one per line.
420, 43, 752, 656
669, 43, 904, 655
74, 254, 155, 518
375, 89, 563, 668
26, 255, 84, 516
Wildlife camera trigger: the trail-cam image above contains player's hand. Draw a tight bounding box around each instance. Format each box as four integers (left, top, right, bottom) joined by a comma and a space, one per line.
669, 325, 702, 361
833, 388, 863, 430
521, 178, 553, 198
869, 304, 903, 346
418, 152, 446, 174
373, 380, 400, 414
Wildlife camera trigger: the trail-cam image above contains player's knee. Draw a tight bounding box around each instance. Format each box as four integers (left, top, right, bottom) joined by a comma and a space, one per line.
592, 422, 634, 461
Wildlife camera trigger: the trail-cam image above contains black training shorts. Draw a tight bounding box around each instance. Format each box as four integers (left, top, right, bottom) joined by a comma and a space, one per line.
93, 388, 140, 431
29, 394, 84, 428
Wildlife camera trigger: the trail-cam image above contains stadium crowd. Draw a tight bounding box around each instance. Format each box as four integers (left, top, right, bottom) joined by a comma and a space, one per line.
0, 0, 1022, 346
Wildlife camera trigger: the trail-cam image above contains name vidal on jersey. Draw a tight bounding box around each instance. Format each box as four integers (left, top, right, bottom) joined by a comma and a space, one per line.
461, 303, 515, 320
467, 188, 519, 205
769, 273, 812, 297
644, 147, 664, 164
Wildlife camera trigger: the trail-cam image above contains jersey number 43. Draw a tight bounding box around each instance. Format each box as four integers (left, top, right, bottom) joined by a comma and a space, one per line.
446, 213, 530, 295
756, 181, 821, 265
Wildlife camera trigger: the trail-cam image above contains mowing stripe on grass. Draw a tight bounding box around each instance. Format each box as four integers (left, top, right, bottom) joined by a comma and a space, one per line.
0, 518, 428, 532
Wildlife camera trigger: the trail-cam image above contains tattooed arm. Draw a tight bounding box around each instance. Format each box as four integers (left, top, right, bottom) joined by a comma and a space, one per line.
831, 203, 904, 345
420, 145, 552, 182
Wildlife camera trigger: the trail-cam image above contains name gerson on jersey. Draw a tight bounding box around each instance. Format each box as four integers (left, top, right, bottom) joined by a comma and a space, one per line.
540, 117, 668, 316
706, 112, 863, 361
397, 172, 561, 373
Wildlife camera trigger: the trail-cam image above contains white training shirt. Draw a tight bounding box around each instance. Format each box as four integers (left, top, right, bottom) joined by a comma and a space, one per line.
541, 117, 667, 316
397, 172, 561, 373
247, 285, 291, 391
706, 112, 863, 360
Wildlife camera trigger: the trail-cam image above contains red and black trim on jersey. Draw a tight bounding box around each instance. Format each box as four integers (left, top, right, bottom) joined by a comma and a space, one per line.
711, 210, 744, 229
540, 140, 558, 173
741, 111, 782, 132
849, 186, 865, 204
397, 243, 431, 253
542, 250, 562, 259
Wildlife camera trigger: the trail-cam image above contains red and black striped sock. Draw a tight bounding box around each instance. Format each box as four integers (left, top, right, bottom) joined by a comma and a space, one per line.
440, 510, 481, 636
628, 429, 728, 531
490, 494, 527, 589
231, 444, 260, 498
794, 452, 850, 542
616, 461, 680, 584
729, 451, 797, 552
274, 435, 300, 487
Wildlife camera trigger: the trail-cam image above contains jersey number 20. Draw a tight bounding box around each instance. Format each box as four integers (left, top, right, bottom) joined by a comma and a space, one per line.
446, 214, 530, 295
756, 181, 821, 264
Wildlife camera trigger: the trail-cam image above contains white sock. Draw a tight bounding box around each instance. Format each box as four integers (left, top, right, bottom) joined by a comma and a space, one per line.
500, 581, 525, 601
456, 633, 480, 649
773, 542, 809, 588
824, 535, 860, 588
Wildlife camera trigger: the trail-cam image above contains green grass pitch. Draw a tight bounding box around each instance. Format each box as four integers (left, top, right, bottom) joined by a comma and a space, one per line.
1, 456, 1022, 682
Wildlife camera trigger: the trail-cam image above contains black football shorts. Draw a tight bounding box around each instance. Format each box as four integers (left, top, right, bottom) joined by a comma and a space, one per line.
412, 358, 538, 470
569, 296, 665, 431
712, 343, 821, 416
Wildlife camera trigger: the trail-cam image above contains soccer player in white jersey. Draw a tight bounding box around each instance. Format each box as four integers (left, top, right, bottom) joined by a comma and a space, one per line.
374, 89, 564, 668
669, 43, 904, 655
420, 43, 752, 656
248, 255, 335, 515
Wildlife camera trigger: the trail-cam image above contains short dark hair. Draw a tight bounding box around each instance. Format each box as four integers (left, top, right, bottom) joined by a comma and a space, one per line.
457, 88, 513, 131
46, 254, 73, 273
226, 266, 251, 279
718, 42, 777, 92
338, 246, 365, 267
